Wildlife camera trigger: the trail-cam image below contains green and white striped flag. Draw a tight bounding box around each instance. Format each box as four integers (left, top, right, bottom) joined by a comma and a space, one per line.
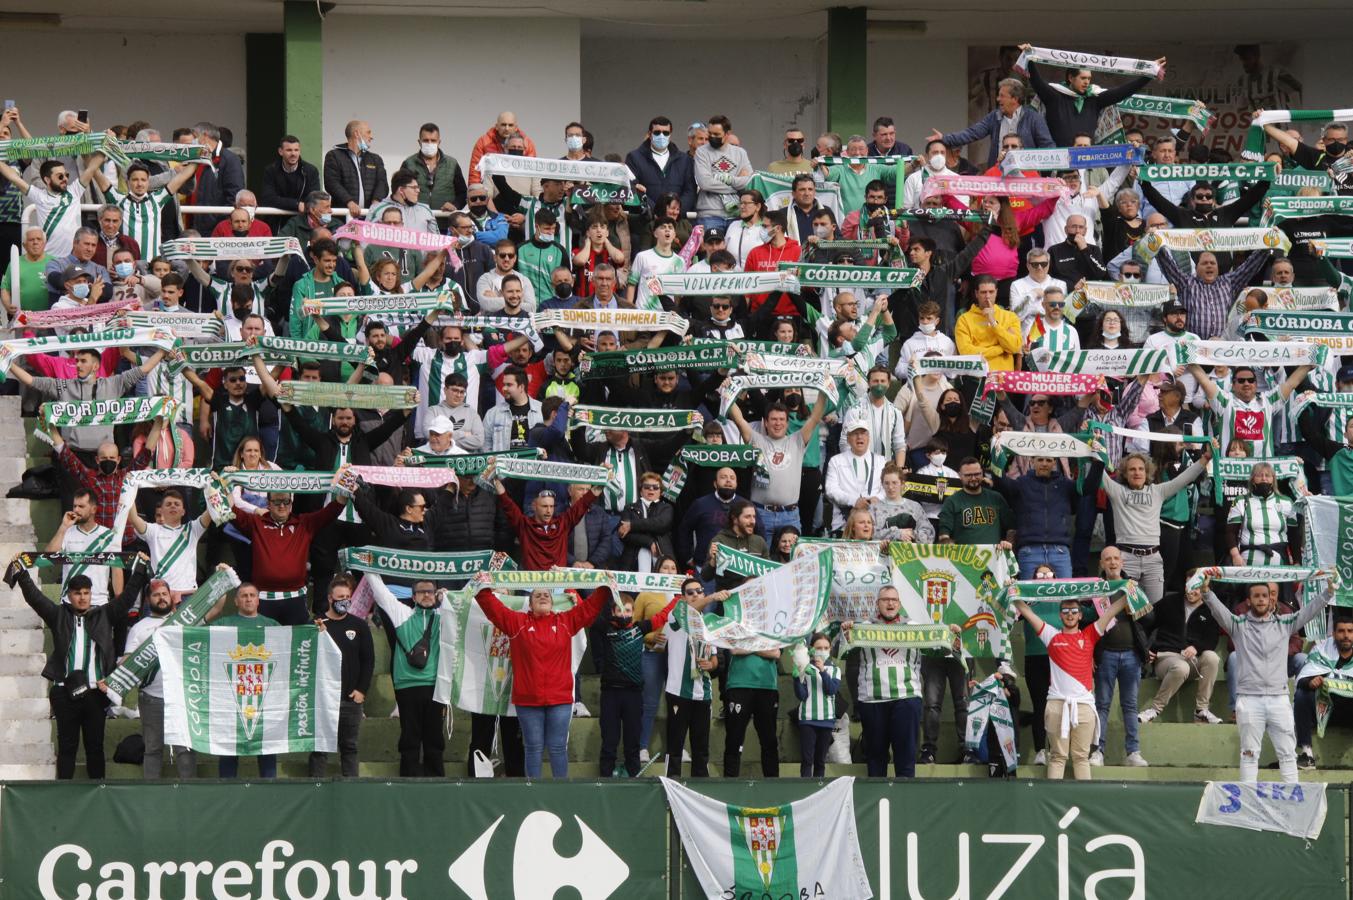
661, 776, 871, 900
156, 624, 341, 755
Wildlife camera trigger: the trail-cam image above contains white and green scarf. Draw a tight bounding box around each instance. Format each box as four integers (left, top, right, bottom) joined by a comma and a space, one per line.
1139, 162, 1274, 183
842, 621, 954, 650
660, 444, 765, 500
579, 343, 736, 381
42, 396, 175, 427
715, 544, 781, 579
964, 673, 1018, 771
256, 335, 371, 365
490, 456, 610, 486
655, 271, 799, 296
1064, 281, 1171, 323
1134, 228, 1290, 262
111, 469, 228, 538
1244, 109, 1353, 160
777, 262, 923, 289
341, 545, 506, 580
533, 307, 689, 336
476, 153, 633, 186
719, 372, 838, 417
0, 327, 179, 381
1117, 95, 1211, 130
1014, 46, 1161, 79
116, 310, 225, 341
275, 380, 419, 410
1262, 195, 1353, 225
1174, 338, 1326, 368
0, 131, 128, 165
569, 405, 701, 432
222, 470, 337, 494
914, 355, 988, 377
302, 290, 460, 317
161, 237, 304, 261
1186, 565, 1332, 594
1032, 346, 1172, 376
407, 447, 541, 474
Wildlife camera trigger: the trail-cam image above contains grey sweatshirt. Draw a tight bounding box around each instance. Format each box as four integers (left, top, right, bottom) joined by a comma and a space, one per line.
693, 144, 753, 218
1100, 456, 1207, 546
28, 368, 145, 451
1204, 590, 1328, 695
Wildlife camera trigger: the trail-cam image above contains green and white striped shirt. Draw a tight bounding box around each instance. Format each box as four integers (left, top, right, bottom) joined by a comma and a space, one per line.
67, 615, 101, 684
1227, 493, 1295, 564
799, 662, 840, 722
604, 444, 640, 514
111, 187, 173, 260
1210, 388, 1283, 458
663, 601, 713, 701
855, 644, 923, 702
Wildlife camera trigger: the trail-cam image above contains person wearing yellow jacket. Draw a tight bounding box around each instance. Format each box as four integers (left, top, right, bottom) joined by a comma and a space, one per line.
955, 275, 1023, 372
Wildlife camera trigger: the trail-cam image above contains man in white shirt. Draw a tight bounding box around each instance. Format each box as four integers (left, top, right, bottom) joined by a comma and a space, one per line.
46, 490, 122, 607
824, 412, 889, 533
0, 152, 106, 258
1009, 248, 1067, 335
1143, 300, 1201, 404
475, 240, 537, 313
901, 138, 956, 209
1042, 165, 1129, 248
839, 367, 907, 465
127, 489, 212, 599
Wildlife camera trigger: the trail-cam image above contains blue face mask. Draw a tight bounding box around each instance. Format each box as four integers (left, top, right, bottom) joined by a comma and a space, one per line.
651, 132, 670, 151
114, 262, 134, 278
319, 213, 332, 225
71, 282, 91, 299
358, 139, 370, 153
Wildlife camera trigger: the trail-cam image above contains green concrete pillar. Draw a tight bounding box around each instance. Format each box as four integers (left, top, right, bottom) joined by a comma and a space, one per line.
826, 7, 867, 139
283, 0, 324, 163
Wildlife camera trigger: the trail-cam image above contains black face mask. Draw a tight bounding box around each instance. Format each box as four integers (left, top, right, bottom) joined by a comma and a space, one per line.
1252, 482, 1275, 498
554, 282, 574, 299
786, 140, 804, 157
708, 137, 724, 150
507, 148, 525, 157
941, 402, 963, 418
468, 202, 488, 214
716, 487, 735, 501
783, 393, 803, 410
98, 460, 118, 476
865, 202, 887, 214
1325, 141, 1348, 157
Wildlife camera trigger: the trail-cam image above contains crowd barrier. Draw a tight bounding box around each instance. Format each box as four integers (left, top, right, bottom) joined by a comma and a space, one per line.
0, 778, 1346, 899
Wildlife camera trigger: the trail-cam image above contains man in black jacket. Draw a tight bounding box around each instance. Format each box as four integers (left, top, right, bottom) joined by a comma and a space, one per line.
189, 122, 246, 232
624, 116, 696, 214
1047, 214, 1109, 285
310, 574, 374, 777
259, 135, 322, 226
428, 477, 509, 554
1140, 574, 1222, 725
323, 120, 389, 219
13, 552, 149, 779
446, 211, 497, 309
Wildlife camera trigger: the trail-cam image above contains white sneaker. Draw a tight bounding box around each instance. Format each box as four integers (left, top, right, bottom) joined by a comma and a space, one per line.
1125, 751, 1149, 767
639, 749, 650, 764
1033, 749, 1047, 766
1138, 708, 1158, 724
572, 702, 591, 718
1089, 750, 1104, 767
1195, 709, 1223, 725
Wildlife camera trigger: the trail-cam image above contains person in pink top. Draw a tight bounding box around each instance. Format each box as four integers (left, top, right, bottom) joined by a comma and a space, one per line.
950, 195, 1059, 288
1011, 592, 1130, 780
25, 346, 123, 378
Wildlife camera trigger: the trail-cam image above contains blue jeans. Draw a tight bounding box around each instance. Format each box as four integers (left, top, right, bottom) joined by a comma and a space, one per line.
517, 703, 572, 778
1017, 544, 1072, 579
640, 650, 666, 749
1095, 648, 1141, 754
857, 697, 922, 778
755, 503, 802, 548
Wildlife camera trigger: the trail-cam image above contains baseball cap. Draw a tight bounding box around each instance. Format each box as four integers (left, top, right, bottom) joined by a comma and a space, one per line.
62, 263, 92, 282
427, 415, 454, 434
844, 409, 872, 435
1338, 365, 1353, 384
1162, 299, 1186, 315
704, 227, 725, 243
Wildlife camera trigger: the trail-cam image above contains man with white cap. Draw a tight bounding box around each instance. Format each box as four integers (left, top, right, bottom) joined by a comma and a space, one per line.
824, 409, 889, 534
412, 413, 466, 457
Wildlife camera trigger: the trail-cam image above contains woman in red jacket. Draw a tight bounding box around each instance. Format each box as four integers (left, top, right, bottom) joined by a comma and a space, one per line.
473, 574, 614, 778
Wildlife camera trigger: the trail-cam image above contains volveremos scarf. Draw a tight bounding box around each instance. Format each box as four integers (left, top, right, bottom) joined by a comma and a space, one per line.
0, 327, 179, 381
489, 456, 610, 486
1000, 144, 1142, 174
1174, 338, 1327, 368
569, 405, 701, 432
984, 370, 1104, 396
1031, 346, 1172, 375
1116, 95, 1211, 130
1014, 46, 1162, 79
533, 307, 689, 336
776, 262, 922, 289
1064, 281, 1171, 323
160, 237, 303, 260
1138, 162, 1275, 183
476, 153, 633, 186
102, 566, 242, 705
718, 372, 838, 417
13, 297, 140, 330
656, 271, 799, 296
1262, 195, 1353, 224
302, 289, 461, 317
578, 343, 736, 381
275, 380, 420, 410
922, 174, 1066, 202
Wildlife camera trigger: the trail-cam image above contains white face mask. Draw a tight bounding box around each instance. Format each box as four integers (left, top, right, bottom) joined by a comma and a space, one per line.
813, 225, 830, 239
565, 135, 585, 152
811, 648, 829, 663
420, 141, 438, 157
919, 322, 937, 335
929, 452, 947, 467
243, 206, 256, 222
928, 153, 947, 171
1102, 329, 1121, 341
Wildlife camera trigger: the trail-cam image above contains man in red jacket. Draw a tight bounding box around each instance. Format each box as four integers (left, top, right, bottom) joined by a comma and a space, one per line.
491, 468, 603, 571
743, 209, 801, 317
473, 574, 613, 777
468, 112, 537, 185
230, 485, 345, 624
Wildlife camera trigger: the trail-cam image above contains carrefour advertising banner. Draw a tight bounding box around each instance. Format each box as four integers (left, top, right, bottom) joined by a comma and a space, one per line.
1, 779, 1344, 899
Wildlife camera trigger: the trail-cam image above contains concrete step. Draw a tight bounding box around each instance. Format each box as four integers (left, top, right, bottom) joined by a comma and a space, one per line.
0, 498, 39, 528
3, 697, 50, 718
0, 652, 45, 675
0, 741, 56, 765
0, 672, 48, 700
0, 627, 43, 653
0, 763, 55, 780
0, 718, 51, 743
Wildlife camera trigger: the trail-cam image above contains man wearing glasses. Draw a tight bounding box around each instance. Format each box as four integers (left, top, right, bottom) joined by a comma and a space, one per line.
1025, 287, 1078, 352
624, 116, 695, 213
475, 239, 536, 314
1009, 248, 1066, 337
1188, 360, 1312, 458
229, 475, 347, 624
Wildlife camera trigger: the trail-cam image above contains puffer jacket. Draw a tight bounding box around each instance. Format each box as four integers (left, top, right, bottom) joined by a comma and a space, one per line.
428, 484, 506, 553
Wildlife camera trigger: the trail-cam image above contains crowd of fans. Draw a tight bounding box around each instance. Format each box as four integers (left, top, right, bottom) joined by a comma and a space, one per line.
5, 45, 1352, 784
